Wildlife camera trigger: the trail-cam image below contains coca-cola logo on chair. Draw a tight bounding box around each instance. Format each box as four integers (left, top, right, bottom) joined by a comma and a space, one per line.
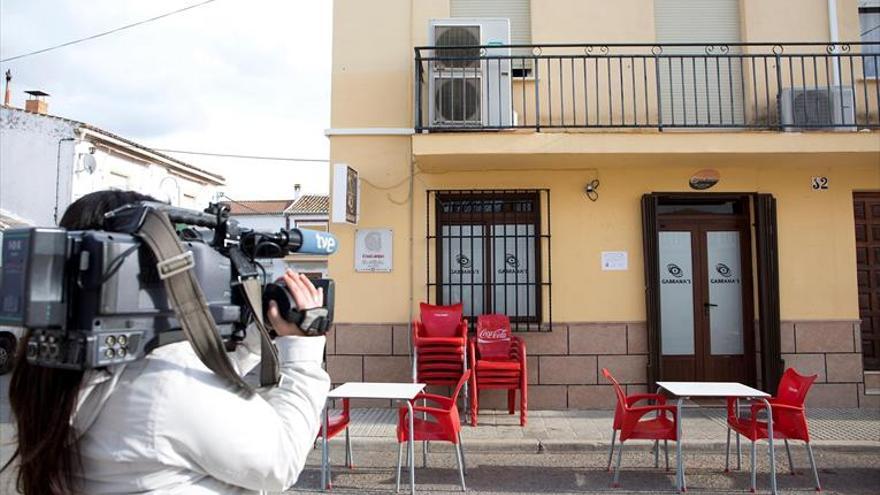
478, 328, 509, 341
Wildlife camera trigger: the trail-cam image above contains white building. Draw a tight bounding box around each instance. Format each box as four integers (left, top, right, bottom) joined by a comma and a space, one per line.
0, 100, 224, 227
225, 193, 329, 279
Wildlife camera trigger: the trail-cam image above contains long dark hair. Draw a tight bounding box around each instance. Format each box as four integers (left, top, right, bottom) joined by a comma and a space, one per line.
3, 190, 157, 494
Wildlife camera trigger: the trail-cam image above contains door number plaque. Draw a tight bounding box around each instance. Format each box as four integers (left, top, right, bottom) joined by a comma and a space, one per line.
811, 176, 829, 191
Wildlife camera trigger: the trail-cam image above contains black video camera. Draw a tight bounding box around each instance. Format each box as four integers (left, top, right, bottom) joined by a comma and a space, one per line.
0, 201, 337, 370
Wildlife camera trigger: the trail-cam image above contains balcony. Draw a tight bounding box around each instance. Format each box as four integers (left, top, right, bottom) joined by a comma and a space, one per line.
414, 42, 880, 132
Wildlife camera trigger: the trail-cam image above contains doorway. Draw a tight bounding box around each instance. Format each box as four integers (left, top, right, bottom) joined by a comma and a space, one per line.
655, 197, 755, 384
854, 192, 880, 370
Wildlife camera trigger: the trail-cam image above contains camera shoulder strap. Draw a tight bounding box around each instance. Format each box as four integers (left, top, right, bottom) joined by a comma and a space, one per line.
137, 208, 254, 395
240, 277, 280, 387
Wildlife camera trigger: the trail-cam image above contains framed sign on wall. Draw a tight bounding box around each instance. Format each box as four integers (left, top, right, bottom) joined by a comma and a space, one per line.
355, 228, 392, 272
332, 163, 360, 224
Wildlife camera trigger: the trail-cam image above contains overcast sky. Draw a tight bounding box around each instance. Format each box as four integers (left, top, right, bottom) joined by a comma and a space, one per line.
0, 0, 332, 200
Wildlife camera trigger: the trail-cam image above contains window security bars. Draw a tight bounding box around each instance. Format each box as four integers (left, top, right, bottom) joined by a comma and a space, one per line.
427, 189, 552, 332
414, 42, 880, 131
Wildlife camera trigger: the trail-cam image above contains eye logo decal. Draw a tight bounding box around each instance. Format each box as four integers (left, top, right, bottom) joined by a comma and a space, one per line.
505, 253, 519, 268
716, 262, 732, 277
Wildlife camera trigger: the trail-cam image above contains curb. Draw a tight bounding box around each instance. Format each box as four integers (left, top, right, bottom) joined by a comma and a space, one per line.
323, 437, 880, 454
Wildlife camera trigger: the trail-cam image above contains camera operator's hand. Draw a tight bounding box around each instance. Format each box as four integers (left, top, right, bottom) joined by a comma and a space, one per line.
267, 270, 324, 337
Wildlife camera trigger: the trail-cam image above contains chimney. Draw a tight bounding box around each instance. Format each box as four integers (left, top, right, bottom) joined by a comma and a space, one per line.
3, 71, 11, 107
293, 183, 302, 200
24, 90, 49, 114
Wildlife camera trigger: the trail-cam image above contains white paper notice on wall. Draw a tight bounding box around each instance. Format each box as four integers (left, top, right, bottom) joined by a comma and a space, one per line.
355, 228, 393, 272
601, 251, 628, 271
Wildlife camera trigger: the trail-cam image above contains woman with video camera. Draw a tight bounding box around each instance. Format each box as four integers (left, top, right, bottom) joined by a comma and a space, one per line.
2, 190, 331, 494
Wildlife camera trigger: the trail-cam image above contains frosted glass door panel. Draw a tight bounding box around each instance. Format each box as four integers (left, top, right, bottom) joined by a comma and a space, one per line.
491, 224, 537, 317
707, 231, 745, 355
659, 231, 695, 355
441, 225, 484, 317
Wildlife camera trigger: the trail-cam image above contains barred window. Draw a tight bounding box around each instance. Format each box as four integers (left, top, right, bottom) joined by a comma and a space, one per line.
427, 189, 552, 332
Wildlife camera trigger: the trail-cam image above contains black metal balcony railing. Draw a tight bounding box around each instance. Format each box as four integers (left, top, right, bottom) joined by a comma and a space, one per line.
414, 42, 880, 132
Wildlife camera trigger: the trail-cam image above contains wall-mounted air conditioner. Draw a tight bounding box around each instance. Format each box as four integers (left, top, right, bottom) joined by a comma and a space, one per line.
427, 18, 512, 128
780, 86, 856, 131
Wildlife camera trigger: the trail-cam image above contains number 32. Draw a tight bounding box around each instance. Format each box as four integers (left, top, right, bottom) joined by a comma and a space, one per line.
811, 177, 829, 190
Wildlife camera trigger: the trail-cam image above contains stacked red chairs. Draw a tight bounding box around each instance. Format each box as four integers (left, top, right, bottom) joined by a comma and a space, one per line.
725, 367, 822, 493
412, 302, 469, 410
468, 314, 528, 427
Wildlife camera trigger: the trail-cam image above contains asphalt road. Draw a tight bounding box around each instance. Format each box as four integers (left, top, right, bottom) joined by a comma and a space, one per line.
288, 445, 880, 494
2, 369, 878, 494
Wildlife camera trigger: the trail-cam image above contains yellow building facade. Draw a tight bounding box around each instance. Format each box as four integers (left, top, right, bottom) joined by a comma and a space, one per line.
327, 0, 880, 408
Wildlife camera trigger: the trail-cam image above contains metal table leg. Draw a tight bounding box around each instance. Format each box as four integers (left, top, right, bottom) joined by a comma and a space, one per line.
761, 398, 778, 495
321, 400, 330, 490
406, 400, 417, 494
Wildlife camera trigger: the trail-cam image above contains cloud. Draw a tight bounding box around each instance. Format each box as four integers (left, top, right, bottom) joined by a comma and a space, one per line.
0, 0, 331, 197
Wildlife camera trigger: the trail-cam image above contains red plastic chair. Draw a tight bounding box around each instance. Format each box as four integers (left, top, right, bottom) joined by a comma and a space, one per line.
468, 314, 527, 426
602, 368, 678, 488
316, 398, 354, 470
725, 368, 821, 492
604, 378, 671, 472
412, 303, 469, 407
396, 370, 471, 492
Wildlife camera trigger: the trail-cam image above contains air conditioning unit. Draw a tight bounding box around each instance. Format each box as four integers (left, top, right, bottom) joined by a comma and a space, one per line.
780, 86, 856, 131
427, 18, 512, 128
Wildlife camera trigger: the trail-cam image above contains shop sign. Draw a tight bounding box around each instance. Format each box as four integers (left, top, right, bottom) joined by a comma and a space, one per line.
354, 228, 392, 272
689, 169, 720, 190
332, 163, 360, 224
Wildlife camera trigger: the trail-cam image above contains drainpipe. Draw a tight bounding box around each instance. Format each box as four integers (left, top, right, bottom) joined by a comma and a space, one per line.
828, 0, 842, 87
408, 142, 416, 382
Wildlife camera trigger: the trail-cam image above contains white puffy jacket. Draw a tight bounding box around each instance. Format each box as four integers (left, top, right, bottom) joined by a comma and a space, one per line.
71, 331, 330, 494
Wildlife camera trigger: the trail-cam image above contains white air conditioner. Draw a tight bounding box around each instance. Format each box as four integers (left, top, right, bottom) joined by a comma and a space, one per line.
427, 18, 512, 128
780, 86, 856, 131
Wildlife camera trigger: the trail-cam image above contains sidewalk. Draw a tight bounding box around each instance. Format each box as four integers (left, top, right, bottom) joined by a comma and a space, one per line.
326, 405, 880, 453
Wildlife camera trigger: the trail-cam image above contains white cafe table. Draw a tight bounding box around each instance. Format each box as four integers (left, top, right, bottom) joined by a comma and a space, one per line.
321, 382, 426, 494
656, 381, 776, 494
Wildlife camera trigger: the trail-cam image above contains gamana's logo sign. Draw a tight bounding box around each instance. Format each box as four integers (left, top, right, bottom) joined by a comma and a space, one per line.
505, 253, 519, 268
661, 263, 691, 285
715, 262, 732, 278
689, 169, 720, 190
456, 254, 471, 268
711, 262, 740, 284
498, 253, 526, 275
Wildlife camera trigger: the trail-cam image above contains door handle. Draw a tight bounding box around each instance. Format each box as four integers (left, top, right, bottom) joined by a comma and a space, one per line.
704, 303, 718, 308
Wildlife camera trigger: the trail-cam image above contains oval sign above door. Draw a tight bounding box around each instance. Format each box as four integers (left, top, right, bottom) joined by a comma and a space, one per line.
689, 169, 720, 190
